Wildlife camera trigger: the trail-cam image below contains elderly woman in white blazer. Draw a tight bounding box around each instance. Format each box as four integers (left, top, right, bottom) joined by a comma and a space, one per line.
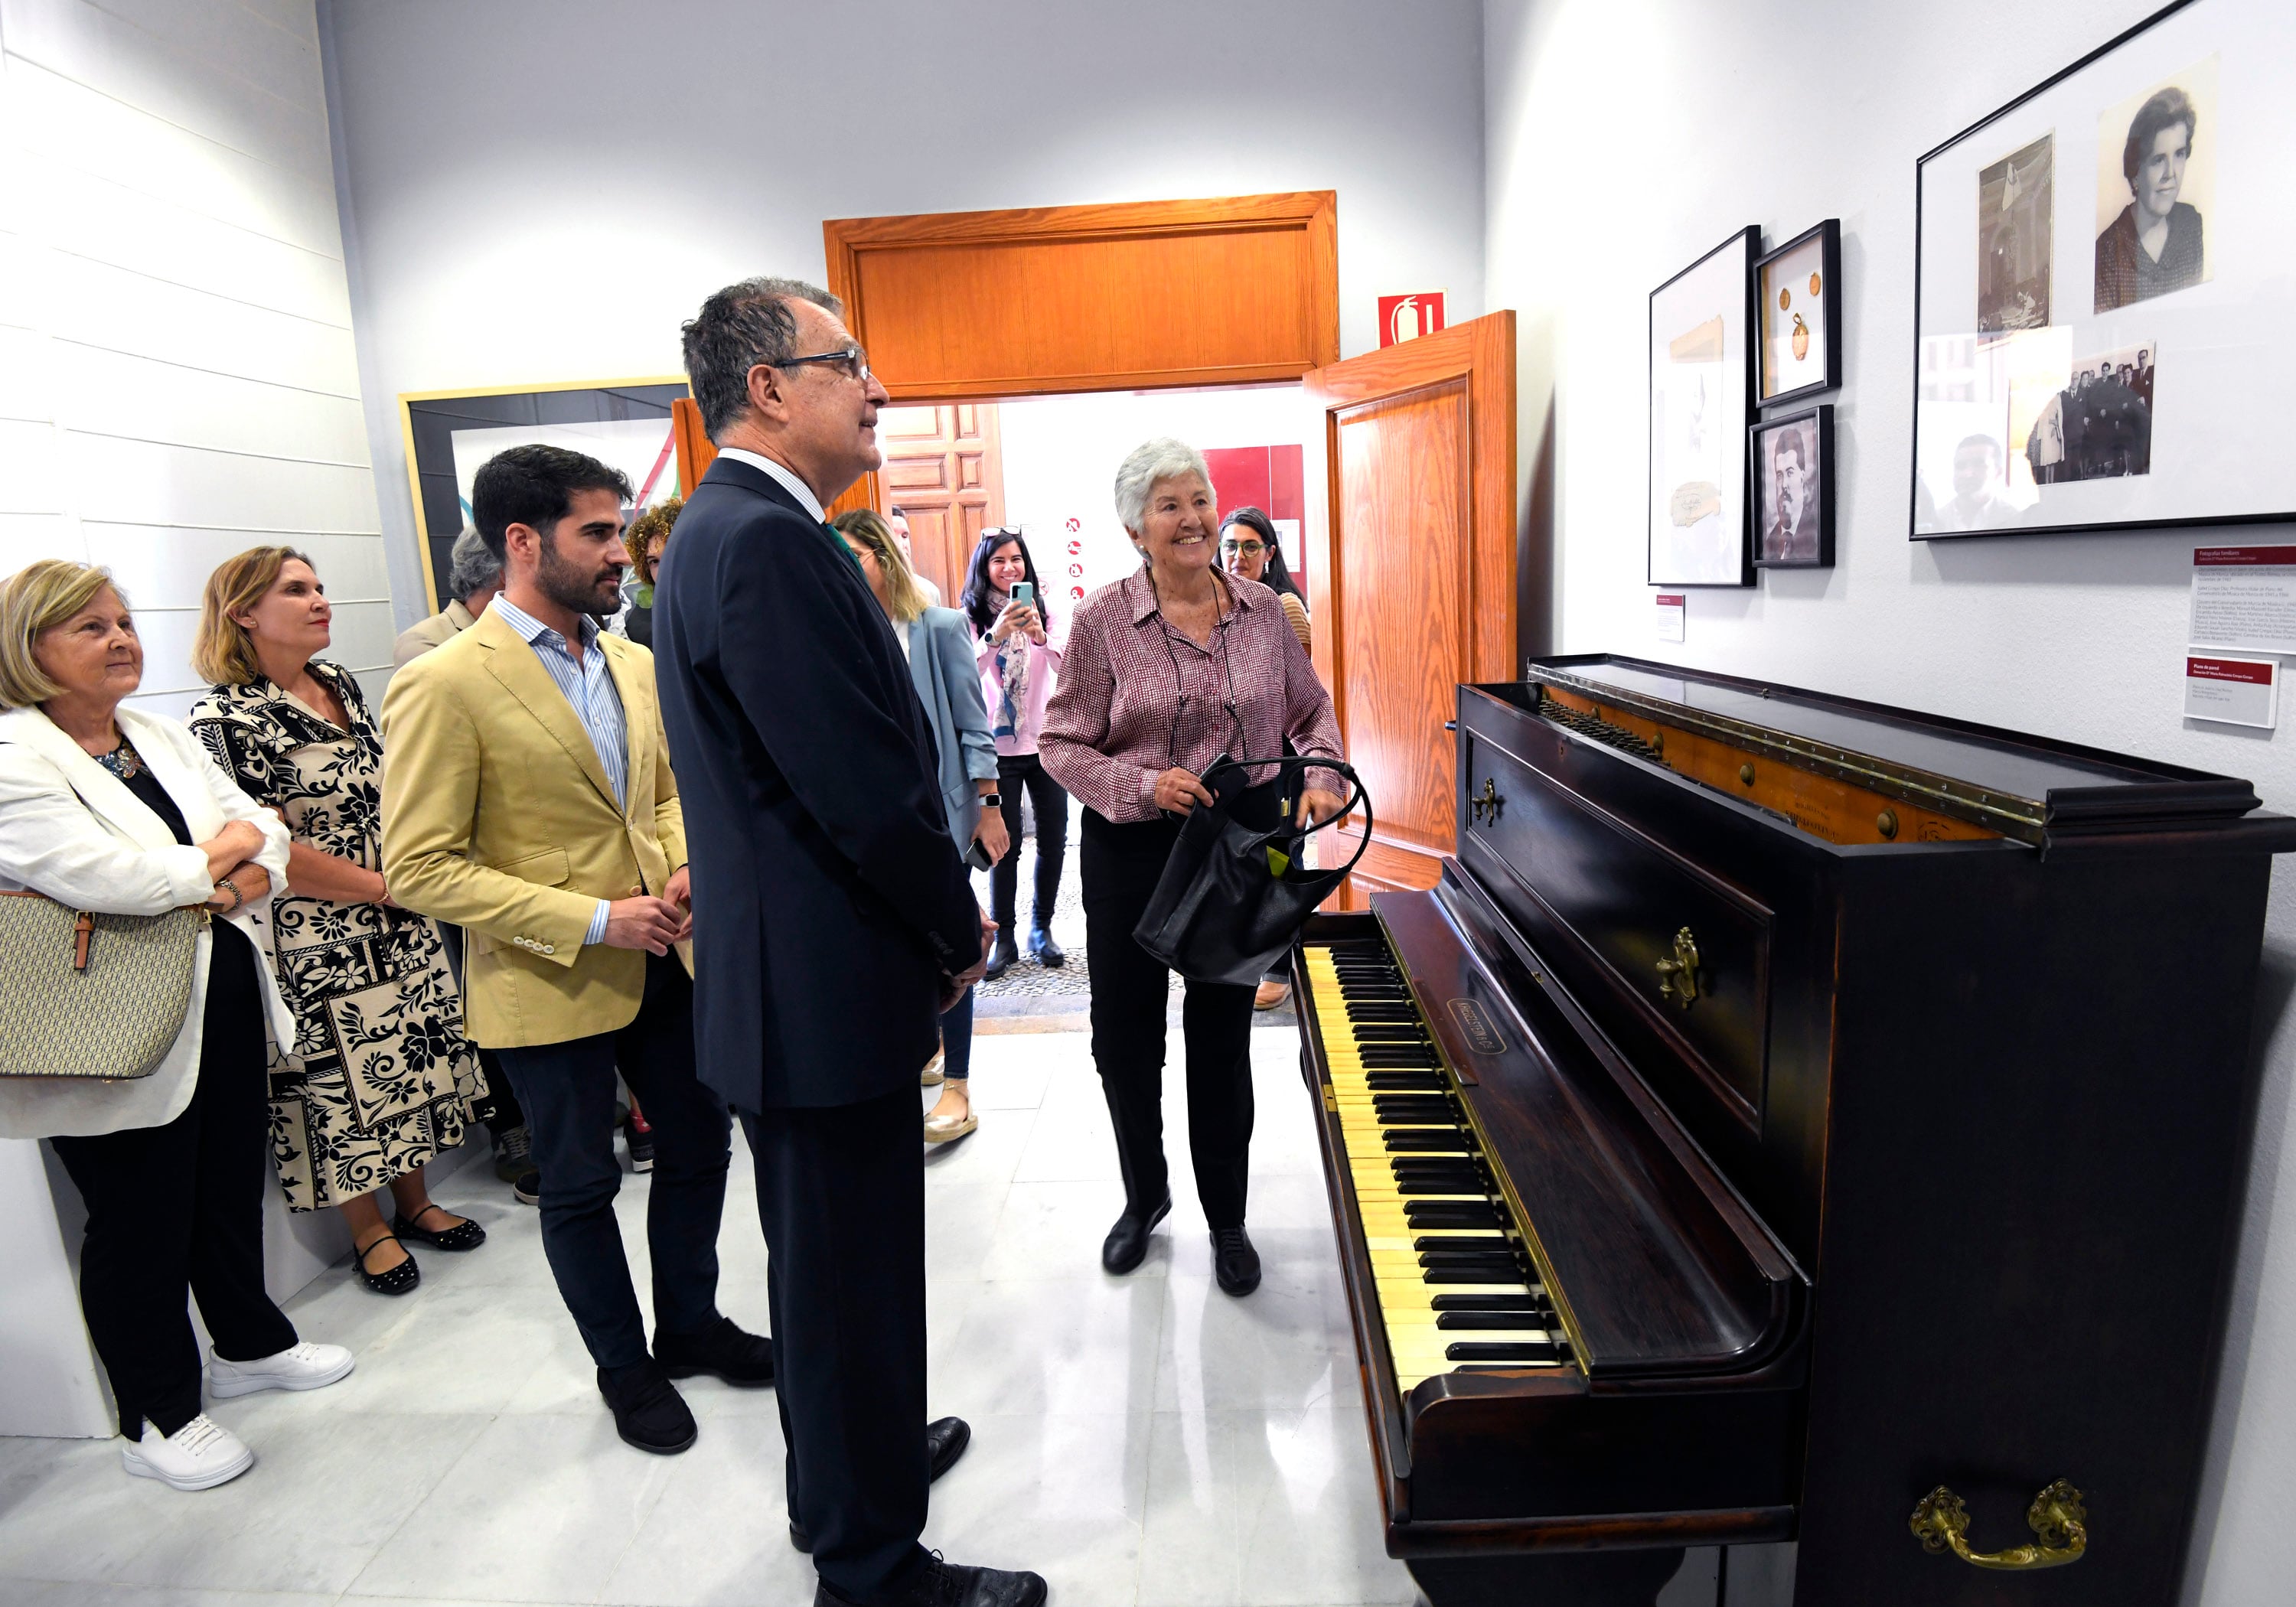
0, 561, 351, 1494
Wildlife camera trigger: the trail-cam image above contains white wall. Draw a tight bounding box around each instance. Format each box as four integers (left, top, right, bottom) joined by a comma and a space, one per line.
315, 0, 1487, 629
1484, 2, 2296, 1599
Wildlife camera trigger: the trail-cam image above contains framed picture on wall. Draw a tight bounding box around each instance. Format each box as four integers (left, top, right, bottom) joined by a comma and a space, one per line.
1756, 220, 1841, 408
399, 378, 690, 611
1649, 226, 1760, 588
1753, 406, 1835, 569
1910, 0, 2296, 539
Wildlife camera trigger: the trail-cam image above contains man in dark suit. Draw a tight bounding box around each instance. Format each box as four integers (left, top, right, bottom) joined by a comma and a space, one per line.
655, 277, 1040, 1607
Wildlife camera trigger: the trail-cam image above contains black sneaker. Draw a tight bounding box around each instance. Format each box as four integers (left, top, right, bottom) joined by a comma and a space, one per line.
654, 1314, 774, 1387
814, 1552, 1047, 1607
492, 1124, 533, 1183
513, 1169, 540, 1206
597, 1360, 696, 1454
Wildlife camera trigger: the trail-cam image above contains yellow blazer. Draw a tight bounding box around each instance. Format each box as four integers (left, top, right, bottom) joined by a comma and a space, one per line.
379, 605, 688, 1048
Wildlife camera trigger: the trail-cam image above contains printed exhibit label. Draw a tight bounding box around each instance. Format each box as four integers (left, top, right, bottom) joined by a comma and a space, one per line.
2183, 653, 2278, 729
1655, 593, 1686, 642
2190, 546, 2296, 654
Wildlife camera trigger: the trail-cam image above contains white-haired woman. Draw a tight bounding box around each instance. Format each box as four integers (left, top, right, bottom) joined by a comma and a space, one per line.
0, 561, 352, 1493
1039, 438, 1343, 1297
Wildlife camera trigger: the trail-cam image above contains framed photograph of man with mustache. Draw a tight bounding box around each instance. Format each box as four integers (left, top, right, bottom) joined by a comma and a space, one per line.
1754, 406, 1835, 569
1910, 0, 2296, 540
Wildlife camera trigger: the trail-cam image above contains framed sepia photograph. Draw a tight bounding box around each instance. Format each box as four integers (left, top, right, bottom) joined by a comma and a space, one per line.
1910, 0, 2296, 539
1756, 220, 1842, 409
1753, 406, 1835, 569
1650, 226, 1759, 588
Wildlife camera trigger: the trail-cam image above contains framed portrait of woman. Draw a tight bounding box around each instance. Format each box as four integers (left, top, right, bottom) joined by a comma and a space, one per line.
1910, 0, 2296, 540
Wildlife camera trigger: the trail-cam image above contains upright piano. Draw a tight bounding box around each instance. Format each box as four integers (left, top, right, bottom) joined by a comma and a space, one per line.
1293, 656, 2296, 1606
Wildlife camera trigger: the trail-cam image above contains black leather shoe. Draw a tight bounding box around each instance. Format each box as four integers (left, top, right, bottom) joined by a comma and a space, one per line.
597, 1360, 696, 1454
790, 1415, 973, 1553
982, 931, 1020, 982
1101, 1192, 1172, 1275
1026, 924, 1065, 967
814, 1553, 1048, 1607
1212, 1224, 1262, 1296
654, 1315, 775, 1387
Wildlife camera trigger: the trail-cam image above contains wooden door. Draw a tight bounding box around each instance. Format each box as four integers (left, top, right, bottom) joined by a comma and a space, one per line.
1306, 312, 1517, 908
873, 403, 1006, 602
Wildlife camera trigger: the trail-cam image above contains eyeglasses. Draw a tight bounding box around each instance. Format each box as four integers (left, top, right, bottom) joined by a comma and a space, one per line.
777, 344, 872, 383
1218, 538, 1266, 556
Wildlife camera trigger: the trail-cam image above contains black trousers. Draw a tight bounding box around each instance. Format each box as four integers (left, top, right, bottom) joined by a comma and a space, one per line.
990, 751, 1068, 931
1079, 790, 1273, 1229
51, 924, 298, 1439
493, 953, 732, 1370
745, 1087, 929, 1605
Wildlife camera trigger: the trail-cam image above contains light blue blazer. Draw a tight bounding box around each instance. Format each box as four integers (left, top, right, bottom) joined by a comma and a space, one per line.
908, 606, 1000, 846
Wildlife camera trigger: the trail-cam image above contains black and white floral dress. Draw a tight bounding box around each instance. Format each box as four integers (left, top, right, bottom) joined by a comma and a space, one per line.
191, 660, 484, 1211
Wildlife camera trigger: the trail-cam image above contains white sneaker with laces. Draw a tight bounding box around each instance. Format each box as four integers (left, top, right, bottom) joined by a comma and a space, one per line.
207, 1341, 354, 1398
121, 1414, 253, 1491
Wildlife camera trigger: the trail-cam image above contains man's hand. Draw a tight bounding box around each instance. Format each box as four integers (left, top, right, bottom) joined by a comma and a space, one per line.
603, 895, 687, 955
938, 906, 996, 1010
665, 865, 693, 910
1153, 767, 1216, 815
973, 806, 1010, 865
1296, 786, 1348, 828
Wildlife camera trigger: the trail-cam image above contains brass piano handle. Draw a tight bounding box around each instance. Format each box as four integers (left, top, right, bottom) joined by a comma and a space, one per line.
1469, 778, 1503, 826
1652, 927, 1700, 1007
1910, 1481, 2088, 1571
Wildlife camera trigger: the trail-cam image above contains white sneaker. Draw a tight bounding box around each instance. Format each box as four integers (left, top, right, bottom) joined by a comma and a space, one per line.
207, 1341, 354, 1399
121, 1415, 253, 1491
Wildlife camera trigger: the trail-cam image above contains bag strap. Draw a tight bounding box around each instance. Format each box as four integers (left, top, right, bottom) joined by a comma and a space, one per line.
1200, 754, 1375, 880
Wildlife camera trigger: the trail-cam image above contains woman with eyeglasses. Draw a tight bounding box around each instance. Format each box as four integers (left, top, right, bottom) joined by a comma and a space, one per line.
959, 527, 1067, 981
1039, 439, 1342, 1298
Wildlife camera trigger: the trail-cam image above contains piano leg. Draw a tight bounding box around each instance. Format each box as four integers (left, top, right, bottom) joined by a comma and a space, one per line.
1406, 1548, 1687, 1607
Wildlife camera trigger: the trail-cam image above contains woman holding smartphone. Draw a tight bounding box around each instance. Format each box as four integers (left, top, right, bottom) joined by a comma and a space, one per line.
834, 510, 1006, 1143
960, 528, 1067, 981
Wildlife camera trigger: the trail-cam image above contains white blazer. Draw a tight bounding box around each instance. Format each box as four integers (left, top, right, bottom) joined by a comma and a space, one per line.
0, 705, 294, 1139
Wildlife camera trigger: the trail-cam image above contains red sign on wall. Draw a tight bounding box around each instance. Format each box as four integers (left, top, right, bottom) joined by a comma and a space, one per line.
1377, 292, 1446, 347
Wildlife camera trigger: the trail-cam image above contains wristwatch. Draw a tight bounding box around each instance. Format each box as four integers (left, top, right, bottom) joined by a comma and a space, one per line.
980, 792, 1002, 807
216, 875, 244, 913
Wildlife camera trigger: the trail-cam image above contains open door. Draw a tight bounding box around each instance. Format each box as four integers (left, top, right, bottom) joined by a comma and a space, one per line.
1304, 312, 1517, 908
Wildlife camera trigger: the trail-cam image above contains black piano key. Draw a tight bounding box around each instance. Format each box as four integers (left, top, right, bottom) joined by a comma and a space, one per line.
1399, 1179, 1492, 1196
1373, 1100, 1456, 1120
1446, 1341, 1561, 1361
1431, 1293, 1538, 1311
1419, 1251, 1525, 1271
1412, 1236, 1511, 1252
1438, 1312, 1551, 1330
1385, 1133, 1473, 1152
1407, 1204, 1501, 1228
1363, 1076, 1446, 1092
1390, 1166, 1485, 1185
1423, 1266, 1526, 1282
1354, 1025, 1431, 1040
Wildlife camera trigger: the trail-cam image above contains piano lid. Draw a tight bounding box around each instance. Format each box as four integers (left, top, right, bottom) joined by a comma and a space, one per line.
1525, 654, 2288, 849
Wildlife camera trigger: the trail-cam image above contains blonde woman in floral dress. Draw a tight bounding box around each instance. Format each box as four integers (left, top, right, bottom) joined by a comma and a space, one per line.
190, 548, 488, 1295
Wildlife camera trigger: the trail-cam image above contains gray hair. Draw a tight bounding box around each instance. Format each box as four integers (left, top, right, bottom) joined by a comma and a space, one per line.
680, 276, 844, 439
446, 524, 503, 604
1112, 438, 1215, 538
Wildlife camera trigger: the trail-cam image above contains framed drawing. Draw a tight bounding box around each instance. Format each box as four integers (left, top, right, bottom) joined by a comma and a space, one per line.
1753, 406, 1835, 569
399, 378, 690, 611
1911, 0, 2296, 539
1650, 226, 1759, 587
1756, 220, 1841, 407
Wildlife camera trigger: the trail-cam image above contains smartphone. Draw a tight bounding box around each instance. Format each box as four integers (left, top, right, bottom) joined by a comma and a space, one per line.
964, 839, 996, 872
1010, 581, 1034, 607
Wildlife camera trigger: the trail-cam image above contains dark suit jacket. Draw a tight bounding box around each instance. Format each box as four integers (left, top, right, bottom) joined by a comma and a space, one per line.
654, 455, 978, 1111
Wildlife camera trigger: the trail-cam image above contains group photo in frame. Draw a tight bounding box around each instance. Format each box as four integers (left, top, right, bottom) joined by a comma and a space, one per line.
1910, 0, 2296, 539
1649, 226, 1760, 587
1753, 406, 1835, 569
1756, 220, 1842, 409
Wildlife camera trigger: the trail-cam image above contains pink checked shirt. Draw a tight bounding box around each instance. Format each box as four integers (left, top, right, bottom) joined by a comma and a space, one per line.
1040, 568, 1342, 824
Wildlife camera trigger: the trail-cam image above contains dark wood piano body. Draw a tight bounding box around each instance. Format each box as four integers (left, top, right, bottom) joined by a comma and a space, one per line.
1295, 654, 2296, 1605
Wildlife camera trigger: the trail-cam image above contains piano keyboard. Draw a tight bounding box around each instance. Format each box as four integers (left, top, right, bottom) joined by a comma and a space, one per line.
1305, 940, 1574, 1392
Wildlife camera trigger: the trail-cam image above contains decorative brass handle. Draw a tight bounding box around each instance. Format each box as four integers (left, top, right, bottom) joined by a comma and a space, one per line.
1910, 1481, 2087, 1571
1652, 927, 1700, 1007
1469, 779, 1504, 826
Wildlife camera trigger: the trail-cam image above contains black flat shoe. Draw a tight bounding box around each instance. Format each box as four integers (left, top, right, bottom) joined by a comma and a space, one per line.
392, 1204, 485, 1251
981, 932, 1020, 982
352, 1233, 419, 1296
1026, 924, 1065, 967
1101, 1192, 1172, 1276
791, 1416, 973, 1553
653, 1314, 774, 1387
814, 1553, 1048, 1607
1213, 1224, 1262, 1296
597, 1360, 696, 1455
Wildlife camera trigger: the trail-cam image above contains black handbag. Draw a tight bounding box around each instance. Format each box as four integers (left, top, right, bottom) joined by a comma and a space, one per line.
1132, 753, 1371, 985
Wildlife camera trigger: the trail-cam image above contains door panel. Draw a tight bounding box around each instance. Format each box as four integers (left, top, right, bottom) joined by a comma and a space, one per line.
872, 403, 1006, 601
1306, 313, 1518, 909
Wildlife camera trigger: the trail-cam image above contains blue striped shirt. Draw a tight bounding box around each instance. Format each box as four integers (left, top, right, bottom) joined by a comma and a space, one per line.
493, 595, 628, 945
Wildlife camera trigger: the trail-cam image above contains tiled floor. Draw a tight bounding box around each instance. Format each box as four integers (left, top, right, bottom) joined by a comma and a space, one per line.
0, 1028, 1423, 1607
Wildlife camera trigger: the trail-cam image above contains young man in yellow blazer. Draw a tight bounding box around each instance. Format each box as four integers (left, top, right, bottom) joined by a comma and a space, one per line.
380, 444, 771, 1456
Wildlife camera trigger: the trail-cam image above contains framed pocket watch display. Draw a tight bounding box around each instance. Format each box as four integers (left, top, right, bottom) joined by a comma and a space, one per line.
1755, 220, 1841, 408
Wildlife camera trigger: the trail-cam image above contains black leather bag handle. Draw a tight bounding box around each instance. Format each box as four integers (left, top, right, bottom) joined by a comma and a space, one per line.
1197, 753, 1374, 878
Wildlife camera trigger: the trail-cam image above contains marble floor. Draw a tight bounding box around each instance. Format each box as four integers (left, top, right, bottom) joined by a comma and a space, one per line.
0, 1025, 1738, 1607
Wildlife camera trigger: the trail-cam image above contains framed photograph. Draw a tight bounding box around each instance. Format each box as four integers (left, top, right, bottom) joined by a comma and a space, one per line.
1911, 0, 2296, 539
1753, 406, 1835, 568
1650, 226, 1760, 587
1756, 220, 1842, 407
399, 378, 690, 611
